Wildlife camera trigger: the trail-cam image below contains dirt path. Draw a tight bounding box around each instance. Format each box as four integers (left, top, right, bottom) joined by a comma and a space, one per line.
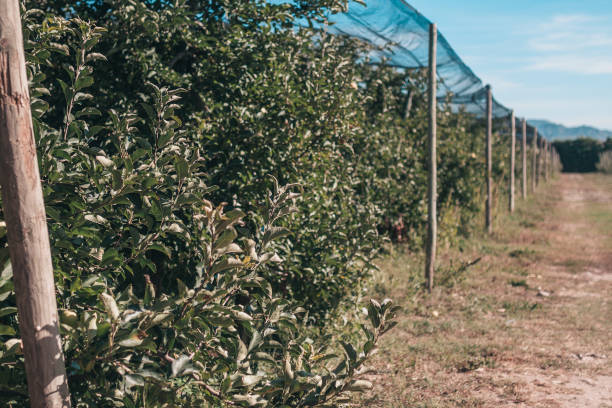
360, 174, 612, 407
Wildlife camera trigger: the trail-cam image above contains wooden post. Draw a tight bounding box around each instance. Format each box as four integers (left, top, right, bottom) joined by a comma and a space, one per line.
404, 88, 413, 119
544, 140, 549, 182
485, 85, 493, 234
0, 2, 71, 407
509, 111, 516, 212
425, 23, 437, 293
522, 118, 527, 199
536, 138, 541, 187
544, 141, 546, 180
548, 143, 552, 180
531, 128, 537, 193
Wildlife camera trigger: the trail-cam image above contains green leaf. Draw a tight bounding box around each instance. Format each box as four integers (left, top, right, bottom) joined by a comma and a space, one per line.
171, 355, 196, 377
124, 374, 145, 392
263, 226, 291, 245
86, 52, 107, 62
75, 107, 102, 118
175, 157, 188, 180
248, 329, 263, 353
241, 375, 262, 387
213, 229, 237, 252
237, 338, 248, 362
211, 257, 244, 275
0, 324, 16, 336
101, 248, 121, 266
341, 341, 357, 363
117, 333, 144, 348
0, 307, 17, 318
148, 244, 172, 258
74, 75, 94, 91
57, 78, 72, 104
144, 281, 155, 306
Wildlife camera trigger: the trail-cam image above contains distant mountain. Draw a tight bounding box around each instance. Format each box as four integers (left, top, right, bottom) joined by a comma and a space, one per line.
528, 119, 612, 141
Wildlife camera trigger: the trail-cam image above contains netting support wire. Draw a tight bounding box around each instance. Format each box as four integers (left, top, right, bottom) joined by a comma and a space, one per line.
509, 110, 516, 213
522, 118, 528, 199
532, 128, 538, 193
425, 22, 437, 294
485, 85, 493, 234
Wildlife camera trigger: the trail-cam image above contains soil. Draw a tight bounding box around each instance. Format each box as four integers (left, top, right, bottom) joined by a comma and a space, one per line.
359, 174, 612, 407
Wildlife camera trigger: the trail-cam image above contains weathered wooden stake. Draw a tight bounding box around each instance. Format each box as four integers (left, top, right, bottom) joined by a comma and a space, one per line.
531, 128, 537, 193
485, 85, 493, 234
536, 138, 541, 187
0, 2, 71, 407
522, 118, 527, 199
404, 88, 413, 119
548, 143, 552, 181
425, 23, 437, 293
509, 111, 516, 212
544, 140, 549, 182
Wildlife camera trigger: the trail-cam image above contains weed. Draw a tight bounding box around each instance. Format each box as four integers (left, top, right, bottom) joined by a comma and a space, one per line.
502, 300, 541, 316
453, 345, 498, 372
509, 279, 529, 288
437, 258, 482, 288
508, 248, 537, 260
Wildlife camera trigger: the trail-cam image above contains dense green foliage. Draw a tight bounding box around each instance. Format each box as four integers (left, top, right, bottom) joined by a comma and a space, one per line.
553, 138, 612, 173
0, 1, 513, 406
597, 150, 612, 173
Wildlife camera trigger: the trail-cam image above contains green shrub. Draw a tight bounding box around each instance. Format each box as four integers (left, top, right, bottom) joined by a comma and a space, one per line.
22, 0, 498, 319
1, 0, 512, 404
0, 11, 399, 407
597, 150, 612, 173
553, 138, 604, 173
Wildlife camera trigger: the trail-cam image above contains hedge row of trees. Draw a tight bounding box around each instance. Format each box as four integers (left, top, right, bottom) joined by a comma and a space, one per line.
553, 138, 612, 173
0, 1, 513, 406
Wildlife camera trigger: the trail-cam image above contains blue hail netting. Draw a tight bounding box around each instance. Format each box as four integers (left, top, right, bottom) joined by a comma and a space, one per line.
320, 0, 516, 120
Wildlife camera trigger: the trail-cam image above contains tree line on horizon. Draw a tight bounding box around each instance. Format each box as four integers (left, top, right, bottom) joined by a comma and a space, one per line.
553, 137, 612, 173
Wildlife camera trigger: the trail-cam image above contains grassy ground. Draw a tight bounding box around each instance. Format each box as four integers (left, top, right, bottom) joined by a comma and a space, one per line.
358, 173, 612, 407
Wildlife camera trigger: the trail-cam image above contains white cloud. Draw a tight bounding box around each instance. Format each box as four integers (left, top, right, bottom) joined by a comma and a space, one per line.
524, 13, 612, 75
529, 14, 612, 52
527, 55, 612, 75
546, 14, 600, 26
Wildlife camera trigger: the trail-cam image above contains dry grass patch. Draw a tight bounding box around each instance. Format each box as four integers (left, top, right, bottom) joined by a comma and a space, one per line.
358, 174, 612, 407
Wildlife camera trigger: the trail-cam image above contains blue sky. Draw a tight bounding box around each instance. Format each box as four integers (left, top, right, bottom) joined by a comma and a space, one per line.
408, 0, 612, 130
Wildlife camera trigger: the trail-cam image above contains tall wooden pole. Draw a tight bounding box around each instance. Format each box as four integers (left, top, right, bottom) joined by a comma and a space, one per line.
544, 140, 549, 182
404, 88, 413, 119
522, 119, 527, 199
547, 143, 552, 180
545, 142, 548, 179
531, 128, 537, 193
509, 111, 516, 213
536, 138, 541, 187
0, 2, 71, 407
425, 23, 437, 293
485, 85, 493, 234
